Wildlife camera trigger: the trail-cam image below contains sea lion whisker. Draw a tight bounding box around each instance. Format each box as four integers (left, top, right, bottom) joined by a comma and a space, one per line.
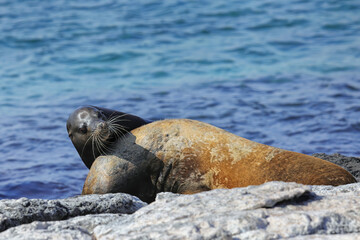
107, 123, 127, 141
108, 126, 122, 140
80, 133, 94, 158
91, 137, 97, 161
111, 113, 128, 118
107, 111, 117, 119
110, 118, 131, 122
98, 142, 111, 154
93, 136, 101, 156
109, 126, 128, 135
118, 131, 130, 142
107, 111, 128, 122
94, 136, 108, 156
107, 118, 131, 125
110, 123, 130, 133
108, 114, 130, 123
107, 119, 131, 126
108, 124, 129, 137
95, 132, 109, 142
93, 134, 110, 157
100, 142, 114, 155
110, 122, 127, 127
110, 129, 128, 143
93, 131, 110, 145
92, 125, 114, 155
111, 128, 130, 141
94, 132, 113, 149
94, 134, 113, 154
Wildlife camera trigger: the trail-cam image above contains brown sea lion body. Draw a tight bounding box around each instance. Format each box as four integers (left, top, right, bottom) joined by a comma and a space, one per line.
82, 119, 356, 203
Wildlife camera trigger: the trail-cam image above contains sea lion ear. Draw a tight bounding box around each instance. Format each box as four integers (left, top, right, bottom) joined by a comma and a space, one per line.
66, 123, 71, 131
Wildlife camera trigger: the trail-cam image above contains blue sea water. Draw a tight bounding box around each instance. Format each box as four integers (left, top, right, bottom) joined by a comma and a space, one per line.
0, 0, 360, 199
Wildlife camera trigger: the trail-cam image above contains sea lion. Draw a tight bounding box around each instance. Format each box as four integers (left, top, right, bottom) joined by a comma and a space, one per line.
66, 106, 150, 169
81, 119, 357, 203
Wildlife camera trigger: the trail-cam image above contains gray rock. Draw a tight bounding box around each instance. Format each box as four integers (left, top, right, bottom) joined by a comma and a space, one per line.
0, 214, 119, 240
2, 182, 360, 239
0, 193, 146, 233
311, 182, 360, 196
92, 181, 360, 239
289, 234, 360, 240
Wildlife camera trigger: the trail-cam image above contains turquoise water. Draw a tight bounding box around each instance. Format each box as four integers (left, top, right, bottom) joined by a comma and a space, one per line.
1, 0, 360, 199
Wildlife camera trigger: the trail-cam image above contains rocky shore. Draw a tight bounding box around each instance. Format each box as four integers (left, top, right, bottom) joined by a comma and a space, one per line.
0, 153, 359, 239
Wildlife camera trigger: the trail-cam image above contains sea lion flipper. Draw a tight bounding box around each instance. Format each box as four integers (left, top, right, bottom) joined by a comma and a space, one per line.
82, 155, 158, 203
82, 155, 137, 195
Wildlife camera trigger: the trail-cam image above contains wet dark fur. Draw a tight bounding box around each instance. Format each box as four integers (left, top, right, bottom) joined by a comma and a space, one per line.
66, 106, 150, 169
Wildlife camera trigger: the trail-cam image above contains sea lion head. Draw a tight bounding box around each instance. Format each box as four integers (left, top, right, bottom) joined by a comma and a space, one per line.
67, 106, 148, 169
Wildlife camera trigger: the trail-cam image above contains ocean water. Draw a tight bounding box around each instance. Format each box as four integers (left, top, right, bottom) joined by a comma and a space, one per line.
0, 0, 360, 199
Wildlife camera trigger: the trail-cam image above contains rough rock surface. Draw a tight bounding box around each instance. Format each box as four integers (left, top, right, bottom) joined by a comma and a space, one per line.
1, 182, 360, 239
92, 182, 360, 239
0, 214, 120, 240
0, 193, 146, 233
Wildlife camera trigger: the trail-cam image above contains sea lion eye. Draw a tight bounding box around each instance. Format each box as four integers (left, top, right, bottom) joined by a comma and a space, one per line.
79, 125, 87, 134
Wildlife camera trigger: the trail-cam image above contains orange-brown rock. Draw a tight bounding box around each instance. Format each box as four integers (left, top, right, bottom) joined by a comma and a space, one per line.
82, 119, 356, 202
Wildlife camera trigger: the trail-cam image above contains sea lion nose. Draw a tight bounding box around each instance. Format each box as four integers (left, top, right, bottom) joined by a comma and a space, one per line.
97, 122, 107, 129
